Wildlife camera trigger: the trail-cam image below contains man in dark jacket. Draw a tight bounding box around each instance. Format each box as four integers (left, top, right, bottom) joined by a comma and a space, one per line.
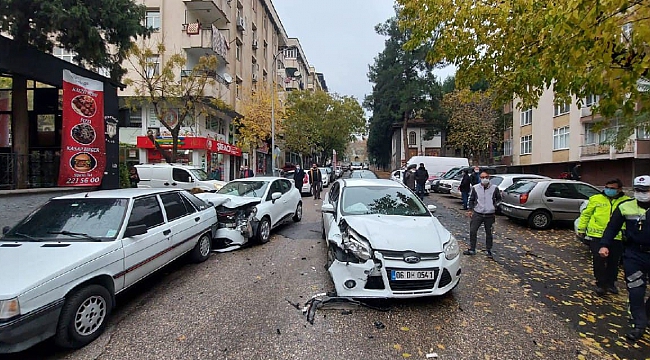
414, 163, 429, 199
403, 164, 416, 191
571, 163, 582, 181
293, 165, 305, 190
470, 166, 481, 185
459, 169, 472, 210
308, 163, 323, 199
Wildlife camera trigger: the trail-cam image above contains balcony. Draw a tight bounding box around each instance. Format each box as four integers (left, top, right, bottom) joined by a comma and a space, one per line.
581, 106, 592, 118
180, 70, 231, 101
183, 0, 229, 29
580, 139, 646, 159
182, 27, 229, 68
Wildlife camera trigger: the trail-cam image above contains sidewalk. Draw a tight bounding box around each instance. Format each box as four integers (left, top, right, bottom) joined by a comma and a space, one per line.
0, 187, 93, 197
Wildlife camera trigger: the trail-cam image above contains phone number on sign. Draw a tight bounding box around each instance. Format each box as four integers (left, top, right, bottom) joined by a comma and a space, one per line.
64, 177, 101, 185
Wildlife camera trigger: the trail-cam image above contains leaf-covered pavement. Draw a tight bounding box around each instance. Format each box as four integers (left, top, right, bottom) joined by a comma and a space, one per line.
426, 193, 650, 360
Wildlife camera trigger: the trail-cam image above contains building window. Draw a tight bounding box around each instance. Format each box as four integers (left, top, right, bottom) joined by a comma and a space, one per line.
553, 126, 570, 150
263, 43, 268, 60
520, 108, 532, 126
503, 139, 512, 156
554, 102, 570, 116
520, 135, 532, 155
585, 94, 599, 107
236, 80, 242, 99
408, 131, 416, 145
53, 47, 76, 63
284, 48, 297, 59
584, 123, 599, 144
146, 10, 161, 31
236, 43, 241, 61
129, 108, 143, 127
252, 0, 258, 12
146, 55, 160, 78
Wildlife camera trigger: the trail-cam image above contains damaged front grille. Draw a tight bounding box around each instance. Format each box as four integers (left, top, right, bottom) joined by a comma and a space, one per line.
378, 250, 441, 261
386, 267, 439, 291
215, 205, 256, 237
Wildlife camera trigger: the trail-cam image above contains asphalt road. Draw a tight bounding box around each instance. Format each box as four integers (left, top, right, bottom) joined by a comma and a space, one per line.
2, 186, 648, 360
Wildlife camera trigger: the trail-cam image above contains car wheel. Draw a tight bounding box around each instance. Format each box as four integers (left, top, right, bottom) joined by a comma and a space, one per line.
54, 285, 113, 349
256, 216, 271, 244
293, 202, 303, 222
190, 233, 212, 263
528, 210, 552, 230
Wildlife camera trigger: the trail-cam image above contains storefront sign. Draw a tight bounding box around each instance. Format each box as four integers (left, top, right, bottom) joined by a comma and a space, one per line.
58, 70, 105, 186
136, 135, 242, 157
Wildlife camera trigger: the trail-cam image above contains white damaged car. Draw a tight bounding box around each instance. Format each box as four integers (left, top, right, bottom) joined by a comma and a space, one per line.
321, 179, 461, 298
196, 177, 302, 251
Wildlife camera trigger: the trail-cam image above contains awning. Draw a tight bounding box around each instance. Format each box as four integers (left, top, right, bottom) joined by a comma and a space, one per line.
136, 136, 242, 156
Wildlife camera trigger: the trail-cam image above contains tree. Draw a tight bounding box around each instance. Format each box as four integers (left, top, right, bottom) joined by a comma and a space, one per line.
284, 90, 365, 164
235, 85, 284, 158
398, 0, 650, 147
1, 0, 149, 188
124, 41, 228, 163
365, 15, 442, 168
442, 89, 500, 164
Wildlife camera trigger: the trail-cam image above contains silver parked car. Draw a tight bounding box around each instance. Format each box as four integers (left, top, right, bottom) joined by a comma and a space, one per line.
499, 179, 600, 229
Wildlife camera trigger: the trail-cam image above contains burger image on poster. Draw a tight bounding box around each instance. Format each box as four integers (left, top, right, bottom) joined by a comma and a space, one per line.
70, 153, 97, 173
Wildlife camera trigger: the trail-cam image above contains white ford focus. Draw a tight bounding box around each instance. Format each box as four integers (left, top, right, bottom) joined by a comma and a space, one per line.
321, 179, 461, 298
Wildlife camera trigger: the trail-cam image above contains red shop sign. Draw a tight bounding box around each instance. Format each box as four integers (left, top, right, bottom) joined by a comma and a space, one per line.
57, 70, 105, 187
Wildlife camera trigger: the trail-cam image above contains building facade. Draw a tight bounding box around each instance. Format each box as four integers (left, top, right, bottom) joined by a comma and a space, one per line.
501, 87, 650, 186
391, 119, 442, 170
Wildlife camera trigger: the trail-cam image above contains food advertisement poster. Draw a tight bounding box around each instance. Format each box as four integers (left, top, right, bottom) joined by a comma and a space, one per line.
58, 70, 106, 186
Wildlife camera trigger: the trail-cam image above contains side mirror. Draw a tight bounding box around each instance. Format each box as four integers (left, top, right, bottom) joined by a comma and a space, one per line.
427, 204, 437, 213
271, 192, 282, 201
124, 224, 147, 237
2, 226, 10, 235
188, 176, 193, 183
322, 203, 335, 214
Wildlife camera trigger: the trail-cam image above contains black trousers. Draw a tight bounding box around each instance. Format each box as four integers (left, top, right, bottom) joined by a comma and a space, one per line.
589, 238, 623, 288
469, 212, 495, 251
622, 247, 650, 329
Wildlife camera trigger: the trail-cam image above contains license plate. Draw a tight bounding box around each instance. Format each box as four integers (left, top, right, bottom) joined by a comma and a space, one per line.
391, 270, 435, 280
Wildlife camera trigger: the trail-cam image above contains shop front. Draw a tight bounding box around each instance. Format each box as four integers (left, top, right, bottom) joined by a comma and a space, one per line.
136, 136, 242, 181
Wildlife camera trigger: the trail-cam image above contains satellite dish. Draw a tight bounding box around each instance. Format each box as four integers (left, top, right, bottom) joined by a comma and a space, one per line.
293, 71, 301, 78
222, 73, 233, 84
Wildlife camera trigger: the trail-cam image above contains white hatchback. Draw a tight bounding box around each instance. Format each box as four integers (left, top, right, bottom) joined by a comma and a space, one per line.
321, 179, 461, 298
0, 189, 217, 353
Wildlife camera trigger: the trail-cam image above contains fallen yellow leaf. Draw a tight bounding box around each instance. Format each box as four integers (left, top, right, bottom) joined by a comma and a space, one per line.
400, 326, 410, 331
402, 354, 411, 358
437, 344, 446, 350
393, 344, 403, 351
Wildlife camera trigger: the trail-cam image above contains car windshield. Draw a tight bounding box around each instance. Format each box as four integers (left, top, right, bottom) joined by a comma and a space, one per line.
352, 162, 362, 166
341, 186, 429, 216
218, 181, 269, 198
443, 168, 461, 179
3, 198, 128, 241
490, 176, 504, 186
189, 169, 209, 181
349, 170, 378, 179
505, 181, 537, 194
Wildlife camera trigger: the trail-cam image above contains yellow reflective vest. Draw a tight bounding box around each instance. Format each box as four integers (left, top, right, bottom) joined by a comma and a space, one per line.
577, 193, 631, 240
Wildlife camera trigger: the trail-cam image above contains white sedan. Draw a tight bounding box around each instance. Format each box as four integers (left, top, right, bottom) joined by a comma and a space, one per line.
321, 179, 461, 298
0, 189, 217, 353
197, 177, 302, 251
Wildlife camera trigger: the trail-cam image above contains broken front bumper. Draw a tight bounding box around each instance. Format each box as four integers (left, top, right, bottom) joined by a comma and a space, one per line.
212, 219, 258, 251
328, 251, 461, 298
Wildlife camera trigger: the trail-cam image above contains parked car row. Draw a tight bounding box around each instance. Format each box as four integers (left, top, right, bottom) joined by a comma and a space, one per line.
0, 174, 305, 354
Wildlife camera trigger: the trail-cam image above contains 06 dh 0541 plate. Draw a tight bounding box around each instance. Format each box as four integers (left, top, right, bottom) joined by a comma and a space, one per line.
391, 270, 436, 281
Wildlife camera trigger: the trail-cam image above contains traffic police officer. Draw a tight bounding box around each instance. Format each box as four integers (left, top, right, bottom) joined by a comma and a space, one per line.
600, 175, 650, 342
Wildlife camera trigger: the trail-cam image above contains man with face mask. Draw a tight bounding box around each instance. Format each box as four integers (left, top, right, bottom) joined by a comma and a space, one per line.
463, 171, 501, 257
578, 179, 631, 296
600, 175, 650, 342
293, 164, 305, 190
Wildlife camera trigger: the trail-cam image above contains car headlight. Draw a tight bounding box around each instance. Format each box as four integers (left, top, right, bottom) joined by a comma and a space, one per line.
443, 235, 460, 260
0, 298, 20, 320
213, 183, 221, 189
343, 228, 373, 261
250, 206, 258, 216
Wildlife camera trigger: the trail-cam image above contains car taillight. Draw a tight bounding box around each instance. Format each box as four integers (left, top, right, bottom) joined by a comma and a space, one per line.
303, 174, 309, 183
519, 193, 529, 204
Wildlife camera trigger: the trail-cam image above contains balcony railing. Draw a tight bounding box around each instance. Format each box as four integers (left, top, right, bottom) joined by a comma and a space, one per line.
581, 106, 592, 117
580, 139, 636, 157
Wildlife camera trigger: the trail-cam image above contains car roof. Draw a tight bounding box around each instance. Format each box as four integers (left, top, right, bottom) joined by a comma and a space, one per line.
53, 188, 180, 200
341, 178, 403, 188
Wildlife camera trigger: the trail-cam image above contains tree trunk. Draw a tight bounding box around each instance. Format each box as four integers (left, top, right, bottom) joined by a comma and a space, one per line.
12, 75, 28, 189
147, 134, 172, 163
402, 111, 409, 164
171, 129, 179, 163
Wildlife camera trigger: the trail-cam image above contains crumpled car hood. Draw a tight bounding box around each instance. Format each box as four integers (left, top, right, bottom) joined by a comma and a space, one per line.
196, 193, 261, 208
341, 215, 449, 253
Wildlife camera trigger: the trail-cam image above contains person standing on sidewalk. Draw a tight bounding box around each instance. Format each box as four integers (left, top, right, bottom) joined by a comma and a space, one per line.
577, 178, 631, 296
459, 169, 471, 210
414, 163, 429, 199
309, 163, 323, 199
464, 171, 501, 257
293, 164, 305, 190
599, 175, 650, 342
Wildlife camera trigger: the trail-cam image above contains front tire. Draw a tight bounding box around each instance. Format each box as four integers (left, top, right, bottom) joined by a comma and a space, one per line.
190, 233, 212, 263
54, 285, 113, 349
528, 210, 552, 230
256, 216, 271, 244
293, 202, 303, 222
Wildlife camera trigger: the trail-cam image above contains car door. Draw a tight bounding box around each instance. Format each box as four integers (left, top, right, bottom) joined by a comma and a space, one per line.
323, 182, 341, 237
159, 191, 199, 258
280, 179, 297, 217
122, 195, 170, 287
543, 182, 582, 221
266, 180, 284, 226
172, 168, 194, 190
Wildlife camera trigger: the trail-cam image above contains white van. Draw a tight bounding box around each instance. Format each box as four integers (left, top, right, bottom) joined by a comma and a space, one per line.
135, 163, 227, 192
406, 156, 469, 175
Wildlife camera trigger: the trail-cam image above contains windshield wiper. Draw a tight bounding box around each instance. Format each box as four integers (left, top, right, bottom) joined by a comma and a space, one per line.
48, 231, 102, 242
5, 232, 40, 242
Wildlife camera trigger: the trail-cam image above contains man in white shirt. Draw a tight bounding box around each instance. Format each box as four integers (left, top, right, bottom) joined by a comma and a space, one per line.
464, 171, 501, 257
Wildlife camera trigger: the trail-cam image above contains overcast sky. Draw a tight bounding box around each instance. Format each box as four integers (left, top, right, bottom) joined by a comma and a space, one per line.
273, 0, 455, 110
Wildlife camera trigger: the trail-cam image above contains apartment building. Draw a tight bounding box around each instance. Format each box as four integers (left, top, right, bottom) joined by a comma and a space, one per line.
501, 87, 650, 186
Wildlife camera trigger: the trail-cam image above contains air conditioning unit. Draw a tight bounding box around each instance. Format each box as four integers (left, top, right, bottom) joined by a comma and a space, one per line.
252, 39, 258, 49
252, 73, 258, 82
236, 16, 245, 30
